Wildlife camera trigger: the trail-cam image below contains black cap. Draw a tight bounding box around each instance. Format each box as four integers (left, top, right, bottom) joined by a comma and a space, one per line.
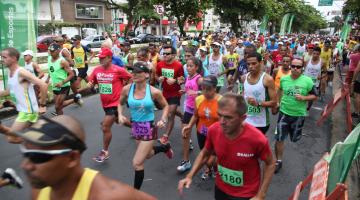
71, 35, 81, 41
132, 62, 150, 73
202, 75, 218, 87
48, 43, 61, 51
14, 116, 87, 152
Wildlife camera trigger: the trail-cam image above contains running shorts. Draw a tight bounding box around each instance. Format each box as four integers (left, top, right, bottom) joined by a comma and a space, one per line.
166, 96, 181, 106
103, 107, 118, 116
256, 125, 270, 135
16, 112, 38, 123
53, 86, 70, 96
197, 132, 207, 150
77, 66, 88, 79
275, 111, 305, 142
215, 185, 251, 200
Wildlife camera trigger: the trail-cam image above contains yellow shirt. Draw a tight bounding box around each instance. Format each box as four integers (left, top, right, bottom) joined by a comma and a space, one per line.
72, 46, 87, 68
224, 53, 239, 70
37, 168, 98, 200
320, 48, 332, 69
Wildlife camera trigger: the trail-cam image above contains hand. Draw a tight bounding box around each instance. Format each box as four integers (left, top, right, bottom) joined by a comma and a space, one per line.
156, 120, 166, 128
271, 103, 279, 115
166, 78, 176, 85
177, 77, 185, 84
247, 97, 259, 107
39, 106, 46, 114
55, 82, 63, 88
178, 177, 192, 195
182, 125, 191, 138
179, 89, 186, 94
158, 76, 165, 83
118, 114, 128, 125
295, 94, 304, 101
187, 90, 198, 97
87, 82, 94, 88
227, 84, 234, 90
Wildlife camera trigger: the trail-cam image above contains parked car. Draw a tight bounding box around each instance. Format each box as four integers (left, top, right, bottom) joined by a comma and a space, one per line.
80, 35, 106, 48
129, 33, 157, 44
37, 35, 57, 52
155, 35, 171, 43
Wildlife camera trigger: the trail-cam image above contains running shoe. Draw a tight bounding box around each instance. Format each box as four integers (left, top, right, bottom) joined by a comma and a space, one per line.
158, 135, 169, 144
74, 94, 83, 107
1, 168, 23, 189
164, 143, 173, 159
93, 150, 110, 163
177, 160, 191, 172
274, 160, 282, 174
189, 139, 194, 150
51, 112, 58, 116
201, 170, 210, 180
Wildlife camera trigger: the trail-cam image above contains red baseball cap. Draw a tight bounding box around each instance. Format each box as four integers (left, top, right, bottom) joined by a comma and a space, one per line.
98, 48, 113, 58
307, 44, 315, 49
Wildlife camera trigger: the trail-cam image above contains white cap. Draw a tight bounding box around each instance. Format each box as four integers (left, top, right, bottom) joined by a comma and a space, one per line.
278, 42, 284, 45
22, 50, 34, 57
201, 37, 206, 41
182, 41, 188, 46
238, 40, 243, 44
199, 47, 207, 52
314, 41, 320, 44
212, 42, 222, 46
225, 41, 232, 46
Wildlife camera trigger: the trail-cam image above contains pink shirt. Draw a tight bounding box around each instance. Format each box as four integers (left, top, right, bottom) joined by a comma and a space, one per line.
349, 53, 360, 72
184, 74, 201, 111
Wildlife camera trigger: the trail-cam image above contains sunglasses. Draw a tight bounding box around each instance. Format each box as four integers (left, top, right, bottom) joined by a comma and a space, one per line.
291, 65, 303, 69
20, 145, 72, 164
163, 52, 172, 55
211, 45, 220, 48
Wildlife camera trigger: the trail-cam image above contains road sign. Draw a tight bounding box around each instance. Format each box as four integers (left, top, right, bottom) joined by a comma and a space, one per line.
153, 5, 164, 15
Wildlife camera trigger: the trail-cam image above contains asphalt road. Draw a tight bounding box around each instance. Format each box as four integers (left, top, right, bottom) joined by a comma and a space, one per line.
0, 90, 332, 200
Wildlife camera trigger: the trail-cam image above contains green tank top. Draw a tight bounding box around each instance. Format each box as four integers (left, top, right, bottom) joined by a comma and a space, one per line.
48, 56, 70, 91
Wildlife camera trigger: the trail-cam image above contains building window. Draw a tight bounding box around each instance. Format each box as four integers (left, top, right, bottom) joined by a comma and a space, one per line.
75, 3, 104, 19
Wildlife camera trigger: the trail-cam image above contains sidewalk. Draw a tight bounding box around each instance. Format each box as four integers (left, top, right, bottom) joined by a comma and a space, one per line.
331, 67, 359, 199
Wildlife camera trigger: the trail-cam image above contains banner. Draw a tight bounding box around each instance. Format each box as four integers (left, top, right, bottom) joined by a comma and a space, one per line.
259, 15, 269, 34
340, 15, 351, 43
287, 14, 295, 34
0, 0, 39, 90
279, 13, 290, 36
325, 124, 360, 193
318, 0, 333, 6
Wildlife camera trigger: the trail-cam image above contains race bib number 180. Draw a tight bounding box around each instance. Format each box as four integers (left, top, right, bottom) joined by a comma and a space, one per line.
218, 164, 243, 187
99, 83, 112, 94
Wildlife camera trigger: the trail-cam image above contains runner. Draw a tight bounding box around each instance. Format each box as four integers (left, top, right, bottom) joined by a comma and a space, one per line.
54, 37, 83, 106
88, 48, 132, 162
70, 35, 95, 94
293, 37, 306, 57
118, 61, 173, 189
274, 58, 317, 174
223, 44, 240, 90
149, 43, 160, 85
272, 55, 292, 114
182, 75, 222, 179
198, 47, 210, 72
23, 50, 44, 99
208, 42, 225, 92
16, 115, 156, 199
179, 93, 275, 200
304, 47, 324, 94
319, 40, 332, 99
120, 42, 135, 72
0, 47, 47, 143
243, 52, 277, 134
47, 43, 75, 116
303, 43, 314, 63
156, 45, 184, 144
177, 57, 203, 173
0, 168, 23, 189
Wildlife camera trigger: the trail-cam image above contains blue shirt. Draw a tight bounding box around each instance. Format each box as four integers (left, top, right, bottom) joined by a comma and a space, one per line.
128, 83, 155, 122
112, 56, 124, 67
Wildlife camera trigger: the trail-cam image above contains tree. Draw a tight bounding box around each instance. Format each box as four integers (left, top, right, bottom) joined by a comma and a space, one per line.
153, 0, 212, 37
104, 0, 157, 35
343, 0, 360, 20
212, 0, 267, 33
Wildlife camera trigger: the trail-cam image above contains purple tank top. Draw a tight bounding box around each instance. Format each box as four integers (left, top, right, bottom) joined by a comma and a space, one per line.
185, 74, 201, 111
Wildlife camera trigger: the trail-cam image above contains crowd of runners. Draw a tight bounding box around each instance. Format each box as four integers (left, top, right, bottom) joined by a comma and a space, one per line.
0, 30, 359, 199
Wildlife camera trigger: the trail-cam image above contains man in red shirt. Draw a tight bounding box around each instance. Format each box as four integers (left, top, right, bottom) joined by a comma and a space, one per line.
88, 48, 132, 162
178, 93, 275, 200
156, 45, 184, 144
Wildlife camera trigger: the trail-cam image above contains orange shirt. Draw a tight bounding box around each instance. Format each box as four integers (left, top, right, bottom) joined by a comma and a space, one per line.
196, 94, 222, 134
275, 67, 291, 90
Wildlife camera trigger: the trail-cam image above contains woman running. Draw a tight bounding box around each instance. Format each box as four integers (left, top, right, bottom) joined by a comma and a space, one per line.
177, 57, 203, 173
182, 75, 222, 180
118, 61, 173, 190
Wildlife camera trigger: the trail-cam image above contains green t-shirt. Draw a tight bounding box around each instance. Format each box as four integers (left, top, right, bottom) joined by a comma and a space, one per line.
48, 57, 70, 91
280, 75, 314, 116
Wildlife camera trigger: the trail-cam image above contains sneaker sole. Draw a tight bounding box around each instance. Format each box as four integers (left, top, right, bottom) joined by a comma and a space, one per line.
92, 155, 110, 163
5, 168, 23, 188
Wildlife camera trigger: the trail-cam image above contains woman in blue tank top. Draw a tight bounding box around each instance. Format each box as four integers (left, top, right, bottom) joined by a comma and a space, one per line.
118, 62, 172, 190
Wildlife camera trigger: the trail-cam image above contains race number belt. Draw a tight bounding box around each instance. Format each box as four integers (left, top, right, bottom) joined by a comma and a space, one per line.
131, 122, 152, 137
218, 164, 244, 187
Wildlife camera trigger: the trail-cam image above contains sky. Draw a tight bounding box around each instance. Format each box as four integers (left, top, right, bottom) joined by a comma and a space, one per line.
306, 0, 345, 19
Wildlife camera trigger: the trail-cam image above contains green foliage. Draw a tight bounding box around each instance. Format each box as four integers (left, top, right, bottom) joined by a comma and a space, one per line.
343, 0, 360, 19
153, 0, 212, 36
